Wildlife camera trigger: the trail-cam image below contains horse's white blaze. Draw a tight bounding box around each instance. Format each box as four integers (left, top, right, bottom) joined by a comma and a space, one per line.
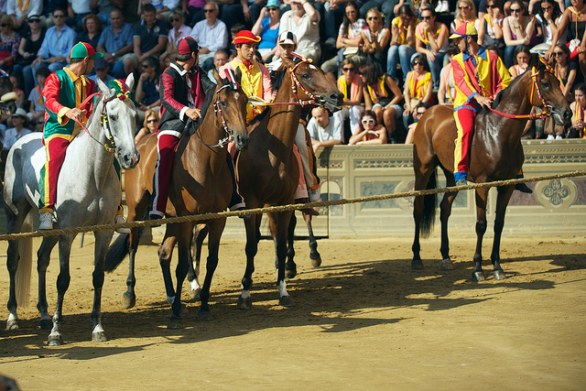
278, 281, 288, 297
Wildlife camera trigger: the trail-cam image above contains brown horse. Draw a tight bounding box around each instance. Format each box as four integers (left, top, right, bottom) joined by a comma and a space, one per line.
411, 55, 571, 281
105, 71, 248, 324
235, 56, 342, 308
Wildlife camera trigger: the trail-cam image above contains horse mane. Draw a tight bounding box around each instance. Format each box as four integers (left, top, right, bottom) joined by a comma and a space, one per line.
491, 70, 526, 109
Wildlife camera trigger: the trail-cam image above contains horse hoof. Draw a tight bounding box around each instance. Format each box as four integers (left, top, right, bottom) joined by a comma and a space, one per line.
92, 331, 107, 342
47, 334, 63, 346
411, 259, 424, 270
39, 318, 52, 330
196, 310, 212, 321
310, 252, 322, 268
122, 292, 136, 309
237, 295, 252, 310
6, 320, 19, 331
441, 258, 455, 271
279, 295, 295, 307
286, 267, 297, 279
472, 271, 486, 282
167, 317, 183, 330
493, 270, 506, 280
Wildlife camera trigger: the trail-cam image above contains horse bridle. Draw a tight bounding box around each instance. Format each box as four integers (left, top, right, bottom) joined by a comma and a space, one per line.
289, 58, 323, 107
201, 83, 237, 148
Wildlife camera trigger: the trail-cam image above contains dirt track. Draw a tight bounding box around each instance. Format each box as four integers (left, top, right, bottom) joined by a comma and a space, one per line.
1, 234, 585, 390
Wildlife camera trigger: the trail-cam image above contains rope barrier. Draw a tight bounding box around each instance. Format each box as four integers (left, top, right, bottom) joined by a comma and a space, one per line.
0, 170, 585, 241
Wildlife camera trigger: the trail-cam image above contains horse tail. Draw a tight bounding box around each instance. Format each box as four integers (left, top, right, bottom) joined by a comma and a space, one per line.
15, 211, 33, 308
420, 169, 437, 238
104, 233, 130, 272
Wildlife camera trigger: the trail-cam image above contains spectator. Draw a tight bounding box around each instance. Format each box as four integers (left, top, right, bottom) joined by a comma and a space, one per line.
28, 67, 49, 129
6, 0, 43, 31
68, 0, 93, 30
403, 53, 433, 131
135, 108, 160, 143
307, 106, 344, 151
184, 0, 206, 26
76, 14, 102, 50
91, 0, 125, 26
279, 0, 321, 63
552, 43, 577, 101
387, 5, 416, 85
479, 0, 505, 55
0, 14, 20, 73
160, 10, 191, 65
133, 3, 168, 64
251, 0, 281, 63
134, 56, 161, 122
207, 49, 228, 82
502, 0, 537, 68
336, 57, 364, 134
452, 0, 484, 43
415, 7, 448, 89
349, 110, 387, 145
32, 8, 76, 76
358, 62, 403, 143
533, 0, 563, 48
3, 107, 32, 150
508, 44, 530, 78
404, 102, 427, 144
547, 0, 586, 79
567, 82, 586, 138
359, 0, 395, 27
13, 14, 45, 97
89, 56, 115, 84
137, 0, 180, 21
190, 1, 228, 71
437, 43, 459, 105
360, 7, 390, 74
97, 8, 137, 79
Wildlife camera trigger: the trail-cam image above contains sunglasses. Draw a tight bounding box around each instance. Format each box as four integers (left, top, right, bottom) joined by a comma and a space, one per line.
553, 51, 565, 56
147, 119, 157, 123
422, 15, 431, 20
416, 110, 426, 115
361, 119, 375, 124
510, 8, 521, 13
204, 9, 215, 13
412, 62, 424, 66
268, 7, 279, 11
458, 6, 469, 10
367, 16, 379, 20
53, 14, 65, 18
342, 67, 354, 72
28, 19, 40, 23
541, 6, 552, 10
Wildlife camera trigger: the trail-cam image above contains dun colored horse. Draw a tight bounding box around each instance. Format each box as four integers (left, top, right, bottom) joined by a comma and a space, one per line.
411, 56, 571, 281
235, 56, 342, 308
3, 75, 139, 344
105, 71, 248, 326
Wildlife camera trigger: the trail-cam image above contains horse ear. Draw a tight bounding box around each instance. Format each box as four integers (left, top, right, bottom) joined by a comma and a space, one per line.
529, 53, 541, 69
211, 68, 222, 85
233, 67, 242, 84
125, 73, 135, 91
97, 78, 110, 95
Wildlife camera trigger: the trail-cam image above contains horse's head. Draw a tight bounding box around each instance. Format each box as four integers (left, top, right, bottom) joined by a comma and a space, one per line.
529, 55, 572, 127
212, 68, 249, 151
282, 56, 343, 112
97, 74, 140, 169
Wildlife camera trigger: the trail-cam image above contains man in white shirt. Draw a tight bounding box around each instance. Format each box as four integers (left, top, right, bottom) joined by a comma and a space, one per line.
278, 0, 320, 63
307, 106, 343, 152
190, 1, 228, 71
3, 108, 32, 151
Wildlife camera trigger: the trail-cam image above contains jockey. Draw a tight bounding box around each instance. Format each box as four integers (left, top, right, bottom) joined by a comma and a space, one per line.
149, 36, 214, 219
38, 42, 122, 230
450, 22, 510, 186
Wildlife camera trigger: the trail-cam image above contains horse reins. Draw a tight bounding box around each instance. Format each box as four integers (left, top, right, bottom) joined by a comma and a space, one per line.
207, 83, 234, 148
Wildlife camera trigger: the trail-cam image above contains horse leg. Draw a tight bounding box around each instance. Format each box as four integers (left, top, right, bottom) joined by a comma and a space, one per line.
158, 231, 178, 305
47, 235, 75, 346
196, 218, 227, 321
303, 211, 321, 267
411, 165, 436, 270
168, 223, 192, 329
490, 186, 515, 280
269, 211, 295, 307
37, 237, 59, 330
187, 224, 208, 302
471, 188, 489, 282
285, 213, 297, 279
439, 171, 458, 271
90, 230, 113, 342
238, 214, 260, 310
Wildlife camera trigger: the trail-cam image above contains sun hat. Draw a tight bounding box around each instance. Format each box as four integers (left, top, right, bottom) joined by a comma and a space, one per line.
449, 22, 478, 39
267, 0, 280, 8
278, 31, 297, 46
177, 36, 199, 55
70, 42, 104, 59
233, 30, 261, 45
12, 107, 28, 118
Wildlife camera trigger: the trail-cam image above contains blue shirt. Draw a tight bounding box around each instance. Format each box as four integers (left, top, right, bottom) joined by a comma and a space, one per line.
98, 23, 135, 53
134, 20, 168, 54
258, 18, 278, 50
38, 25, 77, 59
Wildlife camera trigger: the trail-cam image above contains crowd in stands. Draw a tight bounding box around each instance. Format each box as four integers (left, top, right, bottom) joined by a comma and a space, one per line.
1, 0, 586, 152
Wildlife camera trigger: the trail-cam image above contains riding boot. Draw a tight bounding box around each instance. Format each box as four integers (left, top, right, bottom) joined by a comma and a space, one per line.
226, 153, 248, 217
150, 133, 180, 218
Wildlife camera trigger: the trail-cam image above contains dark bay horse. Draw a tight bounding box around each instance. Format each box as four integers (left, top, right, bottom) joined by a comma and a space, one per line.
105, 71, 248, 326
411, 56, 571, 281
235, 56, 342, 308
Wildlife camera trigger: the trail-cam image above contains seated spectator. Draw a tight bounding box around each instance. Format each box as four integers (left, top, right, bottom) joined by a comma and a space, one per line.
502, 0, 537, 68
358, 62, 404, 143
0, 14, 20, 73
405, 102, 428, 144
479, 0, 505, 55
207, 49, 228, 82
387, 5, 417, 85
185, 0, 206, 26
133, 4, 168, 65
251, 0, 281, 63
89, 57, 115, 84
437, 43, 459, 105
508, 44, 530, 78
27, 67, 49, 127
3, 107, 32, 150
349, 110, 387, 145
6, 0, 43, 32
135, 108, 160, 144
134, 56, 161, 122
307, 106, 344, 151
160, 10, 191, 66
552, 43, 577, 102
13, 14, 45, 96
451, 0, 485, 44
336, 58, 364, 135
278, 0, 321, 63
137, 0, 180, 21
360, 7, 390, 74
97, 8, 137, 79
190, 1, 228, 71
76, 14, 102, 50
415, 7, 448, 89
32, 8, 76, 75
567, 83, 586, 138
403, 53, 433, 131
68, 0, 93, 30
533, 0, 563, 48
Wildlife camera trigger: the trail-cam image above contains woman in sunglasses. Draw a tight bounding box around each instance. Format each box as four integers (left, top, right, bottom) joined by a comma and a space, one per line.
502, 0, 537, 68
360, 7, 390, 71
532, 0, 562, 47
135, 109, 160, 144
349, 110, 387, 145
403, 53, 433, 132
551, 43, 577, 101
387, 4, 416, 84
415, 7, 448, 89
0, 15, 19, 73
478, 0, 504, 55
337, 57, 364, 134
251, 0, 281, 62
451, 0, 485, 44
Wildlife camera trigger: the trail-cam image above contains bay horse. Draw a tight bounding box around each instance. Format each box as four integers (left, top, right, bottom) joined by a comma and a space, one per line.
104, 71, 249, 326
3, 74, 139, 344
235, 56, 342, 308
411, 55, 571, 281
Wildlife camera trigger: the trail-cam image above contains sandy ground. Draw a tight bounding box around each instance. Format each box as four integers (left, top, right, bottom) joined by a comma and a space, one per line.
0, 232, 585, 391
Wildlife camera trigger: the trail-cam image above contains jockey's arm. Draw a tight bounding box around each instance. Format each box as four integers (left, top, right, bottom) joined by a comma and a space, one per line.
160, 71, 192, 122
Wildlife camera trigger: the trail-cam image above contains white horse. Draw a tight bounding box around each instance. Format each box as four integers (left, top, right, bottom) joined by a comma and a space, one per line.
3, 74, 139, 345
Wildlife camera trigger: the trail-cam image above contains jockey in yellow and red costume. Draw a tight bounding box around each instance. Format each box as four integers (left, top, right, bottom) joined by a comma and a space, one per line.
450, 23, 510, 185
